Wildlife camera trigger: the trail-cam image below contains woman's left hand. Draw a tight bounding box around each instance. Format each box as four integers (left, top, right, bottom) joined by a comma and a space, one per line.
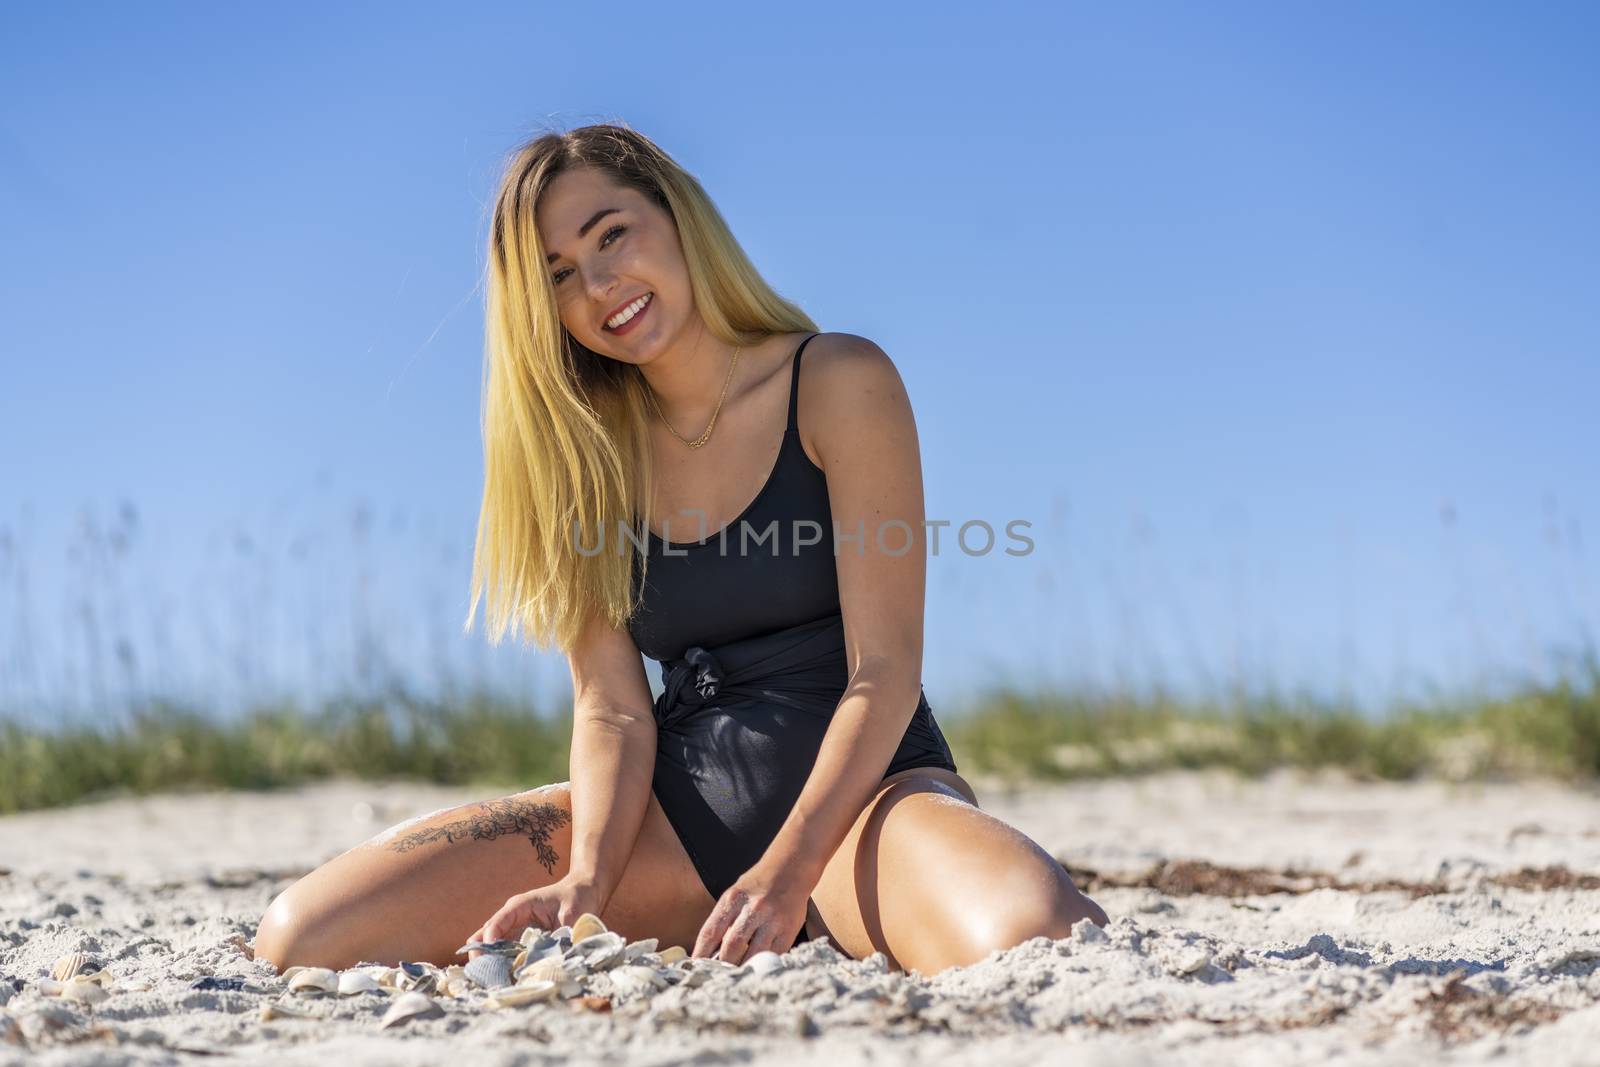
691, 860, 812, 964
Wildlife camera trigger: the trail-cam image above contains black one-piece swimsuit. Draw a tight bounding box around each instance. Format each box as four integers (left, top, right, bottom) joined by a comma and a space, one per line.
627, 332, 960, 950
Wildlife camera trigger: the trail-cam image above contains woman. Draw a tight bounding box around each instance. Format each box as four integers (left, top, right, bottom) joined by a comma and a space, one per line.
254, 124, 1108, 977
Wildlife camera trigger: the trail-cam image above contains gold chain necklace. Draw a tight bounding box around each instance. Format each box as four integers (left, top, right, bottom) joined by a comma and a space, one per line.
646, 344, 742, 449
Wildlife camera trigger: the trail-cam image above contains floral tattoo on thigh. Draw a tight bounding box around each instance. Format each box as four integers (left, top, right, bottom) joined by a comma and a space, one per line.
384, 797, 572, 874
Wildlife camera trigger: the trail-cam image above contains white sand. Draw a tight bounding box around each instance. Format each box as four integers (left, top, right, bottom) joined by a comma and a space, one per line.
3, 767, 1600, 1064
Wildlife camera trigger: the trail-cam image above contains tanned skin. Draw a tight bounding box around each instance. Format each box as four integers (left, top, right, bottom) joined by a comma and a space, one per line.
384, 798, 572, 877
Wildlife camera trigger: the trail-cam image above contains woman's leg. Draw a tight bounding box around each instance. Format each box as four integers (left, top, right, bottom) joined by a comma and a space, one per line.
806, 768, 1109, 975
252, 781, 716, 971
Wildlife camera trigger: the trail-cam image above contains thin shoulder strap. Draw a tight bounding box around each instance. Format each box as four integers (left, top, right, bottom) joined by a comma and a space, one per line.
787, 333, 821, 432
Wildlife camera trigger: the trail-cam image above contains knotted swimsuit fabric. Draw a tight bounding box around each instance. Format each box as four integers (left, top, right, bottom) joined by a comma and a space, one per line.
626, 333, 960, 948
650, 612, 958, 927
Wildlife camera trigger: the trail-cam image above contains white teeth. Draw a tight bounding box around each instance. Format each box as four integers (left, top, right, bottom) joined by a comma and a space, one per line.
606, 293, 651, 329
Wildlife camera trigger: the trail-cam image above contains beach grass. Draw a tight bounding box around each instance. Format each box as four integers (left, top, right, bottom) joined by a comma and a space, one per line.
0, 690, 571, 815
4, 498, 1597, 814
3, 653, 1598, 815
943, 652, 1600, 784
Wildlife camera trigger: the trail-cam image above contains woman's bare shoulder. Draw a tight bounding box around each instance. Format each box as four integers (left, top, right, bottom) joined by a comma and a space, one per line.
795, 332, 916, 471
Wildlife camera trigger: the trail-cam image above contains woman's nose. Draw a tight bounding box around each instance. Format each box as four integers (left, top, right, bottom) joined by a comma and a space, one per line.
585, 270, 618, 304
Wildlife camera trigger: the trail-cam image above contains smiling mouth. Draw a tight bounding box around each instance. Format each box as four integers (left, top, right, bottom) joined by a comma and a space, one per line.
603, 292, 654, 332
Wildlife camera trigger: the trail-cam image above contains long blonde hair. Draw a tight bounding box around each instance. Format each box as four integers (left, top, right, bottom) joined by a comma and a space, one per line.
465, 123, 818, 653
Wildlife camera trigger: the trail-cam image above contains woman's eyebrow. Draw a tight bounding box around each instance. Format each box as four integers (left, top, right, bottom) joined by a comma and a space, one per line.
545, 207, 622, 263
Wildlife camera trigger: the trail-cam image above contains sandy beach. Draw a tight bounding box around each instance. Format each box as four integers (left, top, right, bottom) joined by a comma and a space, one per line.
3, 767, 1600, 1064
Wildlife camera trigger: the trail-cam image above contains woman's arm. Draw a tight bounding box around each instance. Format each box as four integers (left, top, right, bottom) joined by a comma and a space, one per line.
476, 611, 656, 942
564, 611, 659, 906
692, 334, 933, 960
764, 335, 930, 880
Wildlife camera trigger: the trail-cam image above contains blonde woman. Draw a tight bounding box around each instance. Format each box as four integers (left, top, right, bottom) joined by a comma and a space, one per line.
254, 124, 1107, 976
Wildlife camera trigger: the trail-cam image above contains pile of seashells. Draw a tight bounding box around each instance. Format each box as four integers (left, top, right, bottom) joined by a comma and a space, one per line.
268, 912, 778, 1028
31, 952, 120, 1006
7, 914, 794, 1037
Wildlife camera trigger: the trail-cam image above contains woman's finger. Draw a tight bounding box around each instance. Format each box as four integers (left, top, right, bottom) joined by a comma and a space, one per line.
463, 925, 484, 961
692, 895, 738, 958
484, 898, 525, 942
717, 909, 764, 965
690, 911, 725, 959
747, 926, 779, 960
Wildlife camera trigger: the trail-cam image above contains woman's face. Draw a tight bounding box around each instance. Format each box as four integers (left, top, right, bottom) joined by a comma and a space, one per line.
535, 167, 693, 364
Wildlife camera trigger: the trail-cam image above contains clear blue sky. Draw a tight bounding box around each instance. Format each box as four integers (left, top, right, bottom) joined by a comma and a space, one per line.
2, 1, 1596, 723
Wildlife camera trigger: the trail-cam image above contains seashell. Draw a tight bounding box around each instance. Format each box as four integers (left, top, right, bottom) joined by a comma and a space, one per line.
524, 960, 584, 999
522, 938, 564, 965
607, 964, 667, 997
51, 953, 97, 982
36, 978, 65, 996
624, 937, 659, 961
551, 924, 573, 943
657, 945, 688, 965
442, 976, 471, 998
518, 958, 566, 985
81, 969, 113, 989
618, 963, 665, 984
260, 998, 318, 1021
463, 954, 513, 990
60, 975, 109, 1005
569, 912, 607, 943
279, 965, 307, 983
573, 931, 627, 971
512, 948, 527, 971
487, 980, 557, 1008
455, 938, 521, 957
675, 958, 735, 987
444, 965, 467, 982
380, 991, 443, 1029
337, 971, 382, 996
513, 948, 562, 981
396, 961, 438, 995
287, 967, 339, 995
745, 950, 785, 976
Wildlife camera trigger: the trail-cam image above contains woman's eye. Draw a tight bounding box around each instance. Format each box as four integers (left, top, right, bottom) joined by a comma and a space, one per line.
552, 225, 628, 284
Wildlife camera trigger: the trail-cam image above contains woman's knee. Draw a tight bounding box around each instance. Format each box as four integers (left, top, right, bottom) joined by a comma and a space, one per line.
253, 884, 321, 972
971, 861, 1109, 953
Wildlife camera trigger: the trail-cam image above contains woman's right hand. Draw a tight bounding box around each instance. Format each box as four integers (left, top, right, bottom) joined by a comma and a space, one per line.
463, 873, 607, 960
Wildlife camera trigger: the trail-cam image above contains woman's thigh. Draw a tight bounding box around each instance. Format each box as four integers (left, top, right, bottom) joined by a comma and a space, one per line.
806, 768, 1102, 974
253, 781, 716, 971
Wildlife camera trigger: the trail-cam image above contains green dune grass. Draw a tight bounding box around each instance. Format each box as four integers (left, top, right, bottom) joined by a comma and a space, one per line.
9, 498, 1595, 815
943, 657, 1600, 784
3, 652, 1597, 815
